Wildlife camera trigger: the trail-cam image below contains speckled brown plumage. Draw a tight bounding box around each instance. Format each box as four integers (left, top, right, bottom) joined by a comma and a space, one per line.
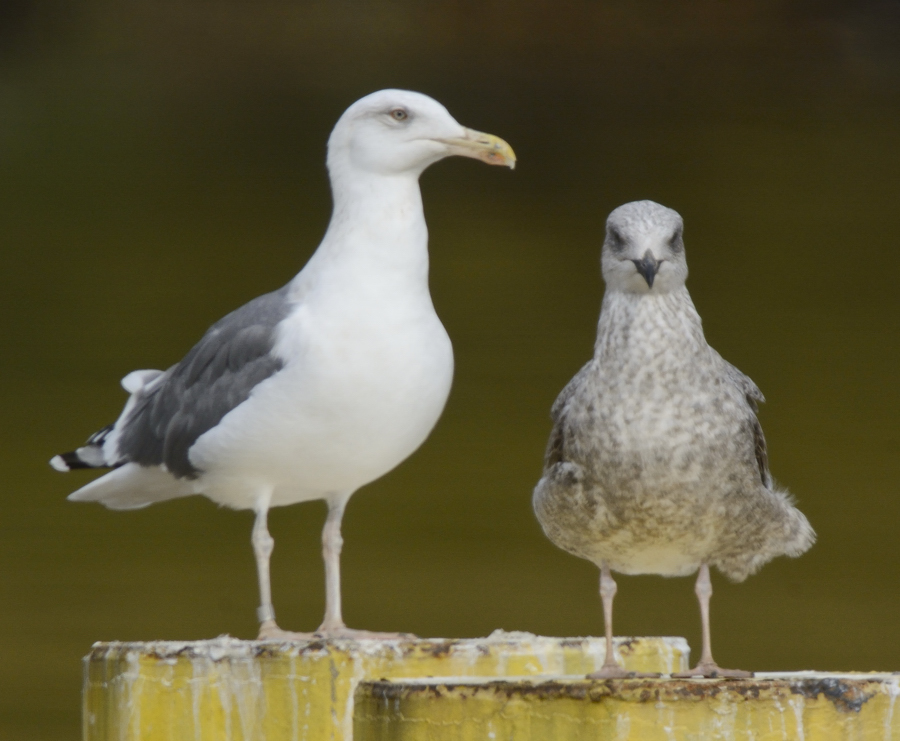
533, 200, 814, 677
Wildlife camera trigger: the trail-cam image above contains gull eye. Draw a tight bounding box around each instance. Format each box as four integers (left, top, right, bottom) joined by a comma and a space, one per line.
668, 229, 683, 252
607, 227, 626, 253
389, 108, 409, 121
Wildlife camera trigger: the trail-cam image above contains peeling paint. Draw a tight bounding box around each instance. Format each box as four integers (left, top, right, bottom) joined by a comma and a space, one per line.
83, 634, 688, 740
356, 674, 900, 740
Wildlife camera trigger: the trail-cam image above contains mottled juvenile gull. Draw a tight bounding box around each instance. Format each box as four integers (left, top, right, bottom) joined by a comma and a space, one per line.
533, 200, 814, 677
51, 90, 515, 640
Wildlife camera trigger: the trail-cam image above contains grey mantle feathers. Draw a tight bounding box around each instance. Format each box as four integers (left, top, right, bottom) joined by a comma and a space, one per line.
114, 286, 293, 479
52, 285, 293, 482
52, 89, 517, 640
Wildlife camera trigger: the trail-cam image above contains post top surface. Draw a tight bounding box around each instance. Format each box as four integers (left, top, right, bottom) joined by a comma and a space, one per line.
86, 631, 690, 662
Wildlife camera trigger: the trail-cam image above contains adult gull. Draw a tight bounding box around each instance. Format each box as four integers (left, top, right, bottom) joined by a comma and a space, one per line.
52, 89, 516, 640
532, 200, 814, 677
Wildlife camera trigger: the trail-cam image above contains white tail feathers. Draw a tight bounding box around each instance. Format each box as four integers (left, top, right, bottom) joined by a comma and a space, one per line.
121, 369, 164, 394
49, 455, 70, 472
66, 463, 194, 510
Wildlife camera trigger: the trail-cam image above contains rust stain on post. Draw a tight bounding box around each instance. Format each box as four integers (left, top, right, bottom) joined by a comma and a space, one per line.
82, 633, 688, 741
355, 673, 900, 740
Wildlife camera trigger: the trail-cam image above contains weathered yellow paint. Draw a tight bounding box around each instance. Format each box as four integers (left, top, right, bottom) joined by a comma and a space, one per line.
82, 633, 688, 740
354, 673, 900, 741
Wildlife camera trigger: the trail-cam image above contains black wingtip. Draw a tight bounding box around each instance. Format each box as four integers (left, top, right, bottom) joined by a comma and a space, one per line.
50, 451, 99, 472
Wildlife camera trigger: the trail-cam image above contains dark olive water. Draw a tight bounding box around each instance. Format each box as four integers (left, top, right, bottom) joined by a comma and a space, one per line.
2, 2, 900, 738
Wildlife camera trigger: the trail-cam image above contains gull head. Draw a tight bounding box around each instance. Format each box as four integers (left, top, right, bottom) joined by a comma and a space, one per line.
601, 200, 688, 295
327, 89, 516, 178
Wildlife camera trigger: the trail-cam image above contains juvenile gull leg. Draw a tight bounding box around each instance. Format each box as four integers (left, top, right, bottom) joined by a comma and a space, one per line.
532, 201, 814, 677
254, 494, 313, 640
674, 564, 751, 678
588, 564, 658, 679
316, 492, 413, 640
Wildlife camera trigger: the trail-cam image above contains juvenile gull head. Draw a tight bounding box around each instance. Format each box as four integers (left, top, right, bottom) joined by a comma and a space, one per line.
601, 201, 687, 294
533, 199, 814, 678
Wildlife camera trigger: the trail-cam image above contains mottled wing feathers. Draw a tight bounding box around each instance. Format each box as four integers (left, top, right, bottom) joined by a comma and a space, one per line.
750, 416, 771, 487
545, 362, 592, 468
550, 362, 592, 422
545, 421, 566, 468
715, 353, 771, 487
718, 355, 765, 410
114, 285, 294, 479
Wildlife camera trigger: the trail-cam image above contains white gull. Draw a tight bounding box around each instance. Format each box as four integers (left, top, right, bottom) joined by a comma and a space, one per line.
52, 89, 516, 640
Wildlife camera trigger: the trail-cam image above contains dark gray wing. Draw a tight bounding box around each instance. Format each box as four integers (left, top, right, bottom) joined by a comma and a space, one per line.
114, 285, 295, 479
715, 352, 771, 487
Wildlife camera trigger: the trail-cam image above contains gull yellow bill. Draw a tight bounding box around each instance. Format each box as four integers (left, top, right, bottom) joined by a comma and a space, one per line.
440, 128, 516, 169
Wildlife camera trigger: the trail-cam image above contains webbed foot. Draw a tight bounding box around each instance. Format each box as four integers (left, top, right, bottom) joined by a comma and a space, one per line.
672, 662, 752, 679
257, 620, 316, 641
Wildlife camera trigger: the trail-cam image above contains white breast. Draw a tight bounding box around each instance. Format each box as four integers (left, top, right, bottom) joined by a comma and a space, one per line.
188, 272, 454, 510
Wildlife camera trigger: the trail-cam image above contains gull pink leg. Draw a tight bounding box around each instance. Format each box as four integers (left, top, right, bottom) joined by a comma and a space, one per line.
673, 563, 752, 678
316, 492, 414, 640
588, 563, 658, 679
253, 495, 313, 640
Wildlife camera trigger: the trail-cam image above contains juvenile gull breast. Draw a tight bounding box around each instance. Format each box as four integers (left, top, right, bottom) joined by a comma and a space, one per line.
52, 89, 516, 640
533, 200, 814, 677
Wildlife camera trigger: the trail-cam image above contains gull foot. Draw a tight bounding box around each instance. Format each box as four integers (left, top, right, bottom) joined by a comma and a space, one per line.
257, 620, 316, 641
672, 662, 753, 679
588, 663, 661, 679
316, 626, 417, 641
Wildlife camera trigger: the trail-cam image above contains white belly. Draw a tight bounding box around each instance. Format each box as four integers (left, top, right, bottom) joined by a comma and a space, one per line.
188, 298, 454, 509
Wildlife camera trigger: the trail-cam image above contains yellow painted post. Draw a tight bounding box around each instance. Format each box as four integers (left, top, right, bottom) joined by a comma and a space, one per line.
82, 633, 688, 740
354, 674, 900, 741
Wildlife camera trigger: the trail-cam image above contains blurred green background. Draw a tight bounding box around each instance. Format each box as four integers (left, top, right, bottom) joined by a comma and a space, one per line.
2, 1, 900, 737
